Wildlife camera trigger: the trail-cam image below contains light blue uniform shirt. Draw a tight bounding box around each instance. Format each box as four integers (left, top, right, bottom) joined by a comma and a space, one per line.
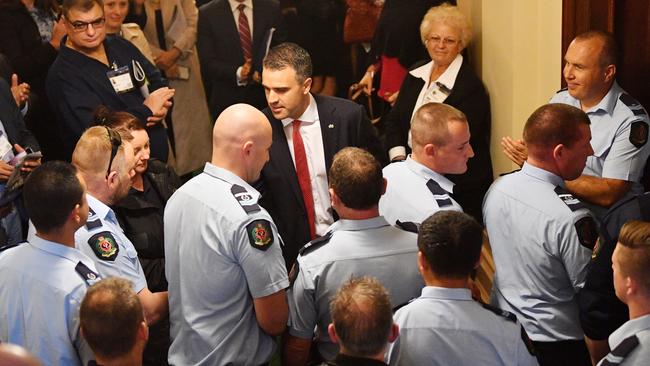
387, 287, 539, 366
0, 236, 99, 366
74, 194, 147, 292
287, 216, 423, 361
551, 82, 650, 216
165, 163, 289, 366
380, 156, 462, 225
598, 314, 650, 365
483, 163, 595, 341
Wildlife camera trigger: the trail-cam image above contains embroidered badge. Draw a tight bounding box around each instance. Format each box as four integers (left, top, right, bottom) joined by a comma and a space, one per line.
629, 121, 649, 148
88, 231, 119, 261
575, 216, 598, 250
246, 220, 274, 251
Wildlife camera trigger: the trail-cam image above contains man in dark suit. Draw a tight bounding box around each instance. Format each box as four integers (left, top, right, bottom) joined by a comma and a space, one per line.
259, 43, 385, 267
197, 0, 284, 120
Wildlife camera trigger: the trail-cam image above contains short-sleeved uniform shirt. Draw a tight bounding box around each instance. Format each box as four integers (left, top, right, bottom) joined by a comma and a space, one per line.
598, 314, 650, 365
0, 236, 100, 366
380, 156, 462, 225
551, 82, 650, 216
387, 287, 539, 366
483, 163, 596, 341
165, 163, 289, 366
75, 194, 147, 293
288, 216, 423, 360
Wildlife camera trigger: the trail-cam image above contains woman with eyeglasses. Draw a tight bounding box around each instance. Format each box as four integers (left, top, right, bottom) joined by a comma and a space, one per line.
94, 105, 180, 366
382, 3, 492, 223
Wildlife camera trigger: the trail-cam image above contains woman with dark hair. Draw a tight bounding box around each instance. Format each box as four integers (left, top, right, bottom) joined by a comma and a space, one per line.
94, 105, 180, 366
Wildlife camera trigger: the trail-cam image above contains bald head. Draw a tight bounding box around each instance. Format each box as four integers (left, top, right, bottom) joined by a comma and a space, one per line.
0, 344, 42, 366
212, 104, 273, 182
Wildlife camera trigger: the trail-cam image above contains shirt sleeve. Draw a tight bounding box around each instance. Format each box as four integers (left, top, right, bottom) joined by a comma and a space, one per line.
286, 256, 318, 339
601, 116, 650, 182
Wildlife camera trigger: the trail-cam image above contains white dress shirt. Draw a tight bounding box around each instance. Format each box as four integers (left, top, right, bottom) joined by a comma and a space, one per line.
229, 0, 254, 85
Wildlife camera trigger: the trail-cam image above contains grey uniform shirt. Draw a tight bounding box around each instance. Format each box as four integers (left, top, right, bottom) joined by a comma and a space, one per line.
551, 82, 650, 217
387, 287, 539, 366
380, 156, 462, 225
0, 236, 100, 366
483, 162, 595, 341
75, 194, 147, 293
165, 163, 289, 366
598, 314, 650, 365
287, 216, 424, 360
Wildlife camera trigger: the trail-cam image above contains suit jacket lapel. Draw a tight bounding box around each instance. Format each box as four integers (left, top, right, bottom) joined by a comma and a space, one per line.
315, 95, 337, 172
269, 118, 304, 205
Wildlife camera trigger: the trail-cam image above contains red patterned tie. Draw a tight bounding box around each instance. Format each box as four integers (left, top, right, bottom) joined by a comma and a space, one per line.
237, 3, 253, 60
293, 120, 316, 239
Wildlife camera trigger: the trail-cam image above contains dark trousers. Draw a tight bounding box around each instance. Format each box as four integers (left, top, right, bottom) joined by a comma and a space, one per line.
532, 339, 591, 366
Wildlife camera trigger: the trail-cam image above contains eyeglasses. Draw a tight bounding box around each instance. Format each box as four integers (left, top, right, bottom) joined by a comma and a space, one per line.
105, 127, 122, 178
427, 36, 459, 46
67, 17, 105, 32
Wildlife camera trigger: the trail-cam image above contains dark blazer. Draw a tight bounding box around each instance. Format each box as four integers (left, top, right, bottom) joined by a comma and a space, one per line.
197, 0, 284, 120
384, 58, 493, 222
0, 78, 39, 151
259, 94, 385, 266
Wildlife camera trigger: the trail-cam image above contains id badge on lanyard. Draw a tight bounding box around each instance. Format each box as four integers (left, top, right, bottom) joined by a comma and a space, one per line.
107, 63, 135, 94
0, 131, 14, 163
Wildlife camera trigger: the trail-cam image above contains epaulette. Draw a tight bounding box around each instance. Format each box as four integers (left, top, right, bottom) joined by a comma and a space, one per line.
298, 231, 333, 256
86, 207, 102, 230
231, 184, 261, 214
75, 262, 101, 286
393, 297, 417, 313
619, 93, 647, 115
395, 220, 419, 233
554, 186, 588, 212
599, 335, 639, 366
426, 179, 453, 208
556, 87, 568, 93
499, 168, 520, 177
480, 302, 517, 323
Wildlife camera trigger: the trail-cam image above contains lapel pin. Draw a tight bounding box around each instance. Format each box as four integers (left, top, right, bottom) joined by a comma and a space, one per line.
328, 124, 334, 129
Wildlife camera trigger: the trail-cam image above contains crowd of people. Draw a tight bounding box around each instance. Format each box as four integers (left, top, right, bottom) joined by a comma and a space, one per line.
0, 0, 650, 365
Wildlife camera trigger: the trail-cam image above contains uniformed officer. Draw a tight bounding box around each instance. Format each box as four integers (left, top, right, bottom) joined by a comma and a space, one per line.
0, 161, 100, 366
379, 103, 469, 225
503, 31, 650, 219
597, 221, 650, 365
71, 126, 168, 326
387, 211, 539, 366
164, 104, 289, 366
484, 104, 597, 366
578, 192, 650, 363
284, 147, 424, 366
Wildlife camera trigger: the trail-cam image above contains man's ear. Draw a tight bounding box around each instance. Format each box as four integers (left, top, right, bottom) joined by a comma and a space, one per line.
381, 177, 387, 196
424, 143, 436, 158
303, 77, 313, 94
70, 203, 81, 225
388, 323, 400, 343
604, 64, 616, 84
417, 251, 428, 274
327, 324, 339, 345
329, 187, 340, 207
138, 320, 149, 342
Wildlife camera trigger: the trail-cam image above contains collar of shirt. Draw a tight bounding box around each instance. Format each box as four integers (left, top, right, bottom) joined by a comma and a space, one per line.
281, 94, 318, 128
229, 0, 253, 13
521, 162, 565, 188
420, 286, 473, 301
608, 313, 650, 350
202, 162, 261, 200
329, 216, 390, 233
409, 54, 463, 91
562, 81, 621, 116
405, 155, 455, 193
29, 234, 98, 270
87, 193, 118, 225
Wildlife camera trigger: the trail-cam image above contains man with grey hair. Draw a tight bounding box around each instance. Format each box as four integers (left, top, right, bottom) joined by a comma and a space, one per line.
380, 102, 473, 226
325, 276, 399, 366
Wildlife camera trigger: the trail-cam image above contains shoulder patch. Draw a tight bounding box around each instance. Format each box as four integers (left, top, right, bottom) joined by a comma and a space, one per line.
87, 231, 119, 261
298, 231, 333, 256
520, 326, 537, 356
288, 261, 300, 288
629, 121, 649, 148
426, 179, 453, 208
395, 220, 419, 233
246, 219, 274, 251
554, 186, 587, 212
575, 216, 598, 250
231, 184, 261, 214
480, 302, 517, 323
75, 261, 101, 286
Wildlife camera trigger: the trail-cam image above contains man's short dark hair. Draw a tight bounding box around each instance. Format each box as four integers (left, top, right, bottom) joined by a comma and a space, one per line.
418, 211, 483, 279
523, 103, 590, 151
329, 147, 383, 210
23, 161, 84, 233
263, 42, 313, 82
575, 30, 617, 67
80, 277, 143, 360
330, 276, 393, 357
62, 0, 103, 19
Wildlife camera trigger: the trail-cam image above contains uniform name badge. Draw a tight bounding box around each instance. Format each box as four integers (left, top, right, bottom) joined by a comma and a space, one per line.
107, 65, 135, 94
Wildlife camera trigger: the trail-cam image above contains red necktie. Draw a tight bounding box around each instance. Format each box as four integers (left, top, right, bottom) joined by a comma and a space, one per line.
293, 120, 316, 239
237, 3, 253, 60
